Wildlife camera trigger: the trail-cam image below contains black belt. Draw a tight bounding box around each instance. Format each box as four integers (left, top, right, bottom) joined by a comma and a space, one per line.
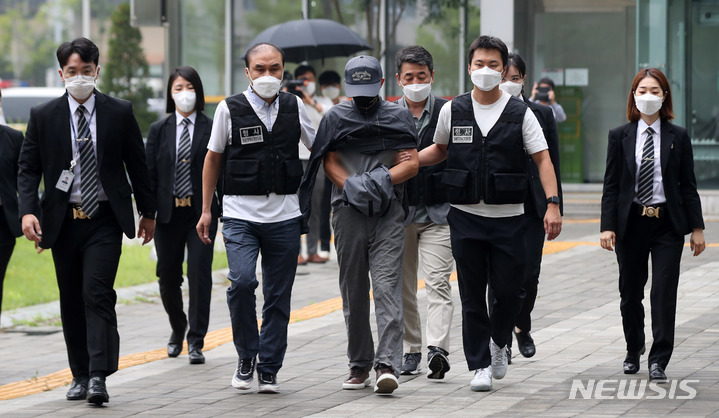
632, 202, 666, 219
68, 201, 111, 220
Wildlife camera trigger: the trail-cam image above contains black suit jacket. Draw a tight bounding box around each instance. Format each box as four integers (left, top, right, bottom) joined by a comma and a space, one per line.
600, 120, 704, 240
17, 91, 156, 249
525, 99, 563, 218
145, 112, 220, 223
0, 125, 23, 237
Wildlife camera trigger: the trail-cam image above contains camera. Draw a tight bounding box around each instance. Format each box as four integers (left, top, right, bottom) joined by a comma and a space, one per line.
285, 79, 307, 97
536, 86, 550, 102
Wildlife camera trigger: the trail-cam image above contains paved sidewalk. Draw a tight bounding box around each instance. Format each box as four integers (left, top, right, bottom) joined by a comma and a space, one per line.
0, 213, 717, 416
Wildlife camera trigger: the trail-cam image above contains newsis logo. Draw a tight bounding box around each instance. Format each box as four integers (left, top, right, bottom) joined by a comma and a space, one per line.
569, 379, 698, 400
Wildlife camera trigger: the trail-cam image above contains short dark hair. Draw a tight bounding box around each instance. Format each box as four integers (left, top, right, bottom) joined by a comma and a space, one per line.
627, 68, 674, 122
56, 37, 100, 68
318, 70, 341, 86
507, 52, 527, 78
294, 65, 316, 79
166, 66, 205, 113
538, 77, 555, 90
395, 45, 434, 74
467, 35, 508, 68
244, 43, 285, 68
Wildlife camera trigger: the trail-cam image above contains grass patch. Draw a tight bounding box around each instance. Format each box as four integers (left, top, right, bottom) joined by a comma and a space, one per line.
2, 238, 228, 311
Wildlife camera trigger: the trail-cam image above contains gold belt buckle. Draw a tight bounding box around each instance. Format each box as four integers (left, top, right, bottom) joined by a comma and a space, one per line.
72, 206, 91, 220
175, 197, 192, 207
641, 205, 660, 218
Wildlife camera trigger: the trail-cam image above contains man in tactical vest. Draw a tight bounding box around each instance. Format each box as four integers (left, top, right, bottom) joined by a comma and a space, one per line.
393, 46, 455, 380
196, 43, 315, 394
299, 55, 418, 395
419, 36, 562, 392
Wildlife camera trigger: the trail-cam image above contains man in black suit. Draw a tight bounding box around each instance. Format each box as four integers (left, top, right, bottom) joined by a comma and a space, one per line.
146, 66, 220, 364
18, 37, 156, 405
0, 122, 23, 323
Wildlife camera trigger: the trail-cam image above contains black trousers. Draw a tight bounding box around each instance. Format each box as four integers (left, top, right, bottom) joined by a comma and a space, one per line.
51, 202, 122, 378
154, 204, 216, 349
487, 213, 543, 346
615, 207, 683, 370
448, 208, 526, 370
0, 209, 16, 320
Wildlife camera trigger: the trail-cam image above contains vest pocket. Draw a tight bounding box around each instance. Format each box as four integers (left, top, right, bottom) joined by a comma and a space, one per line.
491, 172, 527, 204
280, 159, 303, 194
225, 159, 261, 194
425, 171, 447, 205
442, 169, 474, 203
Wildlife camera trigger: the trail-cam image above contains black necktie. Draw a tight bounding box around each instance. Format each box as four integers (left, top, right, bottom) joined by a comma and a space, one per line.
77, 105, 99, 218
637, 127, 655, 204
174, 118, 192, 198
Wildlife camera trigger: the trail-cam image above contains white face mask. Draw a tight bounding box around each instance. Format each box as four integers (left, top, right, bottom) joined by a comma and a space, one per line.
634, 94, 663, 116
303, 81, 316, 96
402, 80, 432, 103
172, 90, 197, 113
470, 67, 503, 91
64, 74, 97, 100
248, 73, 282, 99
499, 81, 523, 97
322, 86, 340, 100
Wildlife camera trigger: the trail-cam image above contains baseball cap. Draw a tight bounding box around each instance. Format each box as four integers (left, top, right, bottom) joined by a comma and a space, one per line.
344, 55, 383, 98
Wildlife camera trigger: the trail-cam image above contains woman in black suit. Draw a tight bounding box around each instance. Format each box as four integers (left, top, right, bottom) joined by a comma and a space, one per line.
600, 68, 705, 381
146, 66, 220, 364
487, 52, 563, 361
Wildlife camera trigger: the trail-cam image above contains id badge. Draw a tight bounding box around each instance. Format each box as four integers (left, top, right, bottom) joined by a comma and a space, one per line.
56, 170, 75, 192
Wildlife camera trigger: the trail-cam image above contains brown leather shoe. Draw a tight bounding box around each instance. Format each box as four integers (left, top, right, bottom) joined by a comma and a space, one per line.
306, 254, 328, 263
342, 366, 370, 390
297, 255, 308, 265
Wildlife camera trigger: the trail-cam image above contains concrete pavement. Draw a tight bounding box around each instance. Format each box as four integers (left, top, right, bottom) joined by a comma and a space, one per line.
1, 196, 718, 416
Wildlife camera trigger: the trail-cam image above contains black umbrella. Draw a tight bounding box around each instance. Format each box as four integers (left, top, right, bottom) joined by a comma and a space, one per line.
243, 19, 372, 63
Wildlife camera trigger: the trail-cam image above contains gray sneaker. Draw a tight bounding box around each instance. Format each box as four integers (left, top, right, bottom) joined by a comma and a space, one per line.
489, 338, 508, 380
400, 352, 422, 375
231, 357, 255, 390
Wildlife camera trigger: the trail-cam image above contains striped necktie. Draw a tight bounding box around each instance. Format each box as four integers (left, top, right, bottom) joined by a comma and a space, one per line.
77, 105, 99, 218
637, 127, 655, 204
174, 118, 192, 198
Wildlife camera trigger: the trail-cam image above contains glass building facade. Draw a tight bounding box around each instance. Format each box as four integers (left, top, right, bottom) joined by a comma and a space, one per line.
167, 0, 718, 188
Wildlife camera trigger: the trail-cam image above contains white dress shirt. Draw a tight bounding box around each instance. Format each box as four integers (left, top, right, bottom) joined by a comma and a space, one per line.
68, 94, 108, 203
634, 118, 666, 205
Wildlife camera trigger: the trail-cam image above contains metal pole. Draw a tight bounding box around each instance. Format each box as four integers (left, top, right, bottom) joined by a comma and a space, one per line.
82, 0, 90, 38
302, 0, 309, 19
379, 0, 387, 97
458, 0, 467, 94
225, 0, 233, 97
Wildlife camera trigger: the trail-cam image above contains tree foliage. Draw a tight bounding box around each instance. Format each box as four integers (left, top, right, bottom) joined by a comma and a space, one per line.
100, 2, 154, 135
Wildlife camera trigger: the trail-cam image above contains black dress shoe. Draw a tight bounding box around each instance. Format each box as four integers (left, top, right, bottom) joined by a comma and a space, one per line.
66, 376, 88, 400
623, 345, 646, 374
649, 363, 667, 381
87, 376, 109, 405
167, 342, 182, 357
189, 347, 205, 364
514, 330, 536, 358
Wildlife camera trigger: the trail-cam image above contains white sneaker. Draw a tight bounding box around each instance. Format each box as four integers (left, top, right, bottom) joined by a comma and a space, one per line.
490, 338, 508, 379
471, 367, 492, 391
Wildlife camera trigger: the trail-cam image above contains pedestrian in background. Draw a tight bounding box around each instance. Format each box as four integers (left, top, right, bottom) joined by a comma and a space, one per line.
600, 67, 705, 381
146, 66, 220, 365
490, 51, 563, 361
0, 117, 23, 324
393, 45, 454, 380
18, 37, 156, 405
530, 77, 566, 123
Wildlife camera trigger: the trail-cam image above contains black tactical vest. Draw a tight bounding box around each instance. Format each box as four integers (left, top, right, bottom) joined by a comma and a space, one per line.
443, 92, 528, 204
402, 96, 448, 206
223, 92, 302, 196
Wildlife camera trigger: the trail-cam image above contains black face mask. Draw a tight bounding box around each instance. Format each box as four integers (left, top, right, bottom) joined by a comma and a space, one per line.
352, 95, 379, 110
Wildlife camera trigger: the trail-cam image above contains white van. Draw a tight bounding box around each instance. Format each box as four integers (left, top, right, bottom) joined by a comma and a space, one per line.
1, 87, 66, 128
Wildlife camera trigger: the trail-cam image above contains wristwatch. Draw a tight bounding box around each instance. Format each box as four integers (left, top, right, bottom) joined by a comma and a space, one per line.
546, 196, 560, 205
